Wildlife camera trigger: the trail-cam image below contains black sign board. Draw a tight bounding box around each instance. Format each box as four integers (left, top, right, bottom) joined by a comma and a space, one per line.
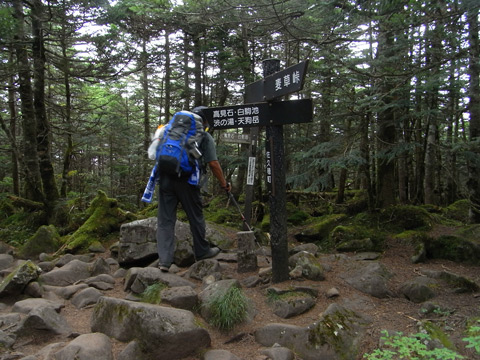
203, 99, 313, 130
269, 99, 312, 126
245, 61, 309, 102
203, 103, 269, 130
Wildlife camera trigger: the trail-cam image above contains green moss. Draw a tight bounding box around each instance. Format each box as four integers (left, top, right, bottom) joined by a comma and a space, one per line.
456, 224, 480, 242
344, 190, 369, 215
444, 200, 471, 223
393, 230, 424, 241
59, 190, 135, 253
266, 289, 307, 304
286, 202, 310, 225
424, 235, 480, 265
307, 308, 361, 360
297, 214, 347, 244
19, 225, 61, 258
380, 205, 433, 232
260, 213, 270, 232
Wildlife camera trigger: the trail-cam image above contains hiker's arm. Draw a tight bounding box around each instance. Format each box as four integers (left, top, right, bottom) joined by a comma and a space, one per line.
208, 160, 231, 191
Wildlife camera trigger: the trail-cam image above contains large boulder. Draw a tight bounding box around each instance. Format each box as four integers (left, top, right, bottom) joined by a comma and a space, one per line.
0, 260, 42, 297
118, 217, 158, 266
91, 296, 211, 360
16, 306, 73, 336
54, 332, 113, 360
288, 251, 325, 281
117, 218, 234, 267
400, 276, 438, 303
118, 219, 195, 267
18, 225, 61, 259
38, 258, 109, 286
266, 287, 316, 319
255, 303, 370, 360
124, 267, 195, 295
340, 261, 394, 298
0, 254, 14, 271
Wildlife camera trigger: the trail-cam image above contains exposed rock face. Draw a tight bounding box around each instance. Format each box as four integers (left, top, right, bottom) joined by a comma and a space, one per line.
91, 296, 211, 360
118, 217, 158, 266
117, 218, 231, 267
340, 261, 394, 298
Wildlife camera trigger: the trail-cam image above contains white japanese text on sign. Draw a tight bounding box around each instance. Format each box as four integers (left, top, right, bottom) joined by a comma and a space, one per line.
266, 150, 272, 186
247, 157, 256, 186
212, 106, 261, 129
274, 70, 302, 93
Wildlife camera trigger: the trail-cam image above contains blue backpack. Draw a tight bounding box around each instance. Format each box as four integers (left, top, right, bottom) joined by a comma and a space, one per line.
156, 111, 204, 179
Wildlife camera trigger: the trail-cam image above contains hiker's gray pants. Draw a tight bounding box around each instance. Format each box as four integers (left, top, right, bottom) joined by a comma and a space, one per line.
156, 175, 210, 267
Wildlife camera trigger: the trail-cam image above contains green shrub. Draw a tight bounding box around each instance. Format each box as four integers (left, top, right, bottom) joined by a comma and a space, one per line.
140, 282, 167, 304
364, 330, 464, 360
206, 286, 248, 331
463, 320, 480, 354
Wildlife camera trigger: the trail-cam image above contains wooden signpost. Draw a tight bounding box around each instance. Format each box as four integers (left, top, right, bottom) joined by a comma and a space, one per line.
203, 59, 312, 283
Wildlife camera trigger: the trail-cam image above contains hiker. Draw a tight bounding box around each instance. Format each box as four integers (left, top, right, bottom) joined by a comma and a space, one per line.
154, 106, 231, 272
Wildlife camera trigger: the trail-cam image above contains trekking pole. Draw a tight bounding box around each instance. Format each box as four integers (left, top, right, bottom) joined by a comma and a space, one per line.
226, 190, 270, 264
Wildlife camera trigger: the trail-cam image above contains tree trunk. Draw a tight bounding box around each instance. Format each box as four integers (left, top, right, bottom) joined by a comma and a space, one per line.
445, 59, 459, 205
164, 31, 171, 120
13, 0, 44, 203
193, 35, 202, 106
183, 33, 191, 109
359, 112, 374, 210
318, 74, 334, 190
32, 0, 59, 209
467, 6, 480, 223
336, 117, 352, 204
375, 24, 397, 208
423, 16, 443, 205
7, 47, 19, 195
141, 38, 150, 180
424, 122, 437, 205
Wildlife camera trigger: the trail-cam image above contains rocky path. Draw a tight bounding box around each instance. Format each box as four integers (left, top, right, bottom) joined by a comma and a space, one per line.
1, 226, 480, 360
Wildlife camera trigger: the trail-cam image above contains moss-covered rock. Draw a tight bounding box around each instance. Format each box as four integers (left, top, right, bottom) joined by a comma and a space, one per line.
331, 225, 385, 252
288, 251, 325, 280
19, 225, 61, 259
286, 202, 310, 225
294, 214, 347, 243
443, 199, 471, 223
380, 205, 433, 232
307, 303, 370, 360
424, 235, 480, 265
344, 190, 369, 215
58, 191, 136, 254
456, 224, 480, 242
0, 260, 42, 297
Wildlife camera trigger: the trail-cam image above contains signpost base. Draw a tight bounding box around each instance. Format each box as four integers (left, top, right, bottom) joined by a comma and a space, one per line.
237, 231, 258, 273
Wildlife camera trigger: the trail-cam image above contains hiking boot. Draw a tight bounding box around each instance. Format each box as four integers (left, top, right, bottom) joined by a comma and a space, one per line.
159, 265, 170, 273
197, 247, 221, 261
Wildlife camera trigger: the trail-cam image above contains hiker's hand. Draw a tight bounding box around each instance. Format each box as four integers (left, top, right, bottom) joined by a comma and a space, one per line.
222, 182, 231, 193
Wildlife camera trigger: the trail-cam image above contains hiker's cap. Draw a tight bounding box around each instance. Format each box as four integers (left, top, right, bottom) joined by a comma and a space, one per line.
192, 106, 208, 123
